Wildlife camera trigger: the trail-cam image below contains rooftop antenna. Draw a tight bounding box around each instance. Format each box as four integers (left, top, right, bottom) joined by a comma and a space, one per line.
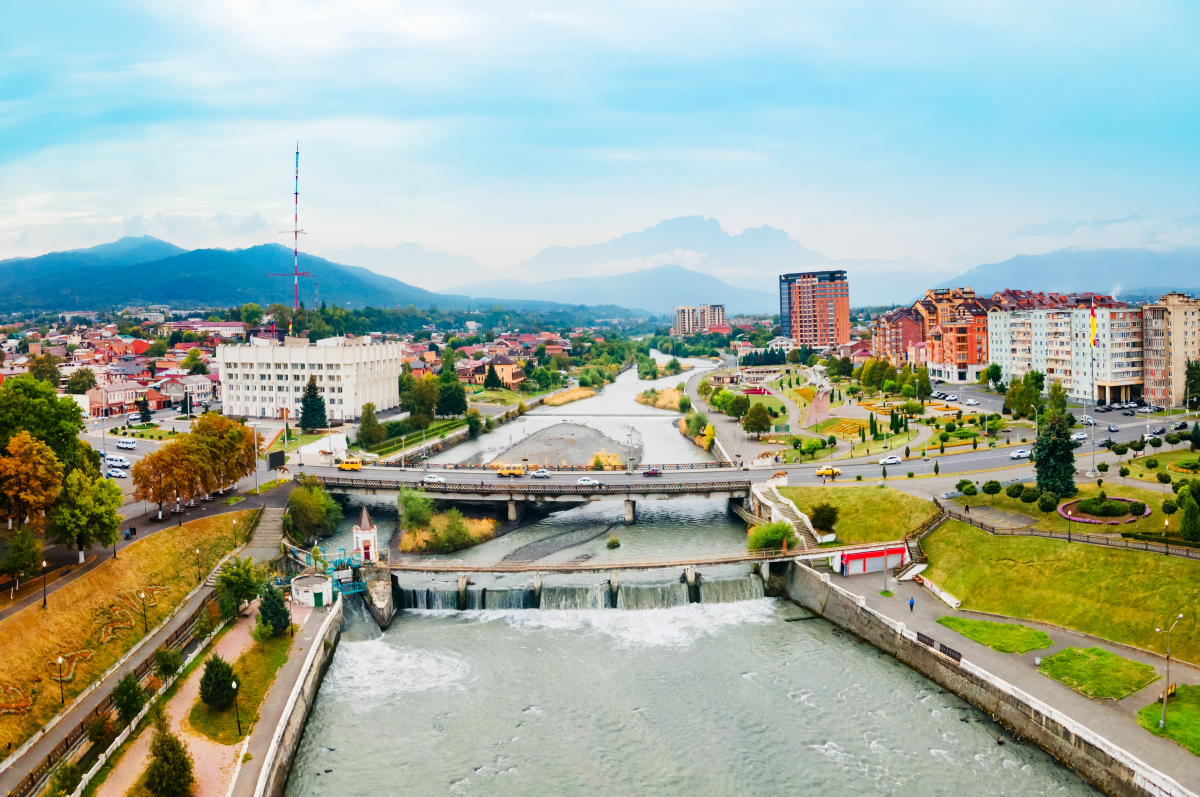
269, 142, 313, 335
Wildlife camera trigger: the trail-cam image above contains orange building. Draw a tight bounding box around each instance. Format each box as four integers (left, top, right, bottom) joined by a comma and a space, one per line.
927, 305, 990, 383
779, 271, 849, 349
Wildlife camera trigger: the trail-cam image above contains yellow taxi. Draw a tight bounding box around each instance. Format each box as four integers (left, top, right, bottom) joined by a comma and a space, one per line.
497, 464, 526, 477
815, 466, 841, 477
337, 457, 363, 471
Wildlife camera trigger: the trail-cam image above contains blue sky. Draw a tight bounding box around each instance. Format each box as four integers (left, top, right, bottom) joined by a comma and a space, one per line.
3, 1, 1200, 288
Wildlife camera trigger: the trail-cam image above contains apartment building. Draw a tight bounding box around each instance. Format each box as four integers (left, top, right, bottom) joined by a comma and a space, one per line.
1144, 293, 1200, 408
910, 287, 977, 340
779, 271, 849, 348
697, 304, 727, 331
926, 305, 989, 384
871, 308, 922, 366
674, 306, 697, 336
216, 335, 403, 421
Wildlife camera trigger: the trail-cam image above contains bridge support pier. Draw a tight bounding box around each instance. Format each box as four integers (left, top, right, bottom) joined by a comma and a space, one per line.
457, 574, 469, 612
624, 499, 636, 525
508, 499, 518, 522
761, 560, 769, 584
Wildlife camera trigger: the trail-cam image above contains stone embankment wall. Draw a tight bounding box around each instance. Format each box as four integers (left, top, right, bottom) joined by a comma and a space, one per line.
783, 562, 1192, 797
253, 594, 344, 797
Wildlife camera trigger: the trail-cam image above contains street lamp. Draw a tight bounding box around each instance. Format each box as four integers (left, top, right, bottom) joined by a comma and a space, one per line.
232, 519, 239, 547
57, 656, 65, 704
136, 589, 149, 634
1165, 519, 1170, 557
196, 548, 201, 583
1066, 509, 1072, 543
232, 680, 242, 735
41, 560, 48, 609
1157, 614, 1184, 729
285, 592, 293, 638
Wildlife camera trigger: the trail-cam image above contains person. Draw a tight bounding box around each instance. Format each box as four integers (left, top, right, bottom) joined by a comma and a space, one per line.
965, 504, 970, 513
909, 596, 915, 613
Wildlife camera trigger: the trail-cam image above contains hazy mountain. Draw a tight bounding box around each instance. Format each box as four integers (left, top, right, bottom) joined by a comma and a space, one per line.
444, 264, 774, 315
0, 235, 187, 273
320, 243, 500, 291
936, 247, 1200, 297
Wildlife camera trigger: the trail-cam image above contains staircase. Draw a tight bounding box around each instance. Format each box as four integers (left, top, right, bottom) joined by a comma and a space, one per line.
749, 485, 820, 550
241, 507, 286, 565
892, 505, 948, 580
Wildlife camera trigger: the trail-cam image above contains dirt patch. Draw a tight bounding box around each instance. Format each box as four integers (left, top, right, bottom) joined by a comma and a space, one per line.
967, 505, 1038, 528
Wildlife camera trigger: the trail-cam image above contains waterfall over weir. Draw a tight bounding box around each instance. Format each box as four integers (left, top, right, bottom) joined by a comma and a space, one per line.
616, 582, 688, 610
698, 574, 765, 604
540, 584, 611, 610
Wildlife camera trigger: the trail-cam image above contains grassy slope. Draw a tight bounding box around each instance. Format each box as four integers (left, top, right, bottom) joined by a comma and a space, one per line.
923, 520, 1200, 662
0, 512, 250, 752
936, 616, 1052, 654
949, 483, 1182, 534
1123, 448, 1198, 482
778, 484, 938, 544
1040, 646, 1159, 700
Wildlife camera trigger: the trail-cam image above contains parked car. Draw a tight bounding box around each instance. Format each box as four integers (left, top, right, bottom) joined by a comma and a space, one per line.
1010, 449, 1031, 459
878, 455, 902, 466
815, 466, 842, 477
642, 468, 662, 477
576, 476, 601, 487
422, 474, 445, 484
106, 468, 127, 479
531, 469, 552, 478
1108, 424, 1120, 433
1081, 417, 1096, 426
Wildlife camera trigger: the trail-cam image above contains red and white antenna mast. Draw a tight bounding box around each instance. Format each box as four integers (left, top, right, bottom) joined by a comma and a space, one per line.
269, 143, 312, 335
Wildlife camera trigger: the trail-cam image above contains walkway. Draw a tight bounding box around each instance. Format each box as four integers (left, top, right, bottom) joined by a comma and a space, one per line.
752, 484, 820, 548
844, 573, 1200, 792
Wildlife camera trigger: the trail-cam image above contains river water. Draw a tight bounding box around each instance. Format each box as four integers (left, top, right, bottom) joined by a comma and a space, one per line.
286, 599, 1094, 796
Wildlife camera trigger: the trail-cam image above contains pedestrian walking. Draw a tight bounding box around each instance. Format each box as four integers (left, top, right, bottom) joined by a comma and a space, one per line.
909, 597, 914, 613
965, 504, 970, 513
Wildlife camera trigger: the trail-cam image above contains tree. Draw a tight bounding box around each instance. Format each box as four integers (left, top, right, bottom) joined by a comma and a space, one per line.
199, 655, 236, 708
216, 556, 259, 607
66, 368, 97, 395
113, 671, 145, 724
786, 348, 803, 364
181, 348, 206, 374
357, 402, 385, 448
29, 354, 62, 384
398, 488, 435, 530
0, 375, 90, 473
726, 394, 751, 418
240, 302, 264, 328
404, 374, 440, 421
809, 503, 839, 532
138, 398, 152, 424
154, 648, 182, 680
250, 613, 272, 650
144, 713, 195, 797
1181, 493, 1200, 542
982, 480, 1002, 503
133, 446, 175, 520
678, 395, 691, 414
1191, 423, 1200, 451
50, 469, 123, 563
483, 364, 503, 389
436, 378, 469, 417
286, 477, 343, 539
298, 376, 327, 432
0, 431, 63, 531
465, 408, 484, 438
1, 527, 41, 585
1020, 485, 1041, 505
985, 363, 1003, 387
743, 403, 772, 437
1046, 379, 1067, 416
1032, 412, 1077, 497
259, 585, 290, 636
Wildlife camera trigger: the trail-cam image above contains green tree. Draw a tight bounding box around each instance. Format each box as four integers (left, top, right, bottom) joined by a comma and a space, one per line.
29, 354, 62, 384
982, 480, 1002, 503
357, 402, 385, 448
727, 394, 750, 418
1046, 378, 1067, 416
113, 671, 145, 724
138, 398, 152, 424
259, 584, 290, 636
1037, 493, 1058, 513
199, 655, 235, 708
809, 503, 839, 532
1032, 412, 1077, 497
65, 368, 97, 395
985, 363, 1003, 386
678, 394, 691, 414
250, 613, 272, 650
404, 374, 440, 422
144, 713, 195, 797
298, 376, 327, 432
154, 648, 182, 680
465, 408, 484, 438
743, 403, 772, 437
435, 508, 473, 552
1, 527, 41, 584
483, 364, 503, 389
0, 375, 90, 473
398, 488, 435, 530
239, 302, 264, 328
49, 469, 122, 563
1181, 493, 1200, 542
215, 556, 259, 607
436, 378, 469, 417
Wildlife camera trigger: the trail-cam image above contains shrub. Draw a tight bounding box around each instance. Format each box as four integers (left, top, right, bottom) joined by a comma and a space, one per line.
747, 520, 798, 551
398, 488, 435, 530
144, 714, 195, 797
1037, 493, 1058, 513
1006, 483, 1024, 499
907, 471, 914, 478
199, 655, 235, 709
939, 432, 950, 443
1077, 494, 1130, 517
607, 536, 620, 549
945, 422, 956, 433
154, 648, 182, 680
1158, 472, 1173, 484
1163, 500, 1178, 515
49, 763, 81, 797
250, 613, 272, 650
1097, 462, 1109, 473
1020, 486, 1040, 505
855, 474, 862, 481
1146, 458, 1159, 469
1127, 501, 1146, 518
1119, 467, 1130, 478
809, 503, 839, 532
259, 585, 290, 635
113, 672, 145, 725
87, 713, 114, 747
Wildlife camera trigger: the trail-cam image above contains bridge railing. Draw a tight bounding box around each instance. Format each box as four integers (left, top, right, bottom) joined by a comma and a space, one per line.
373, 461, 737, 472
301, 475, 753, 496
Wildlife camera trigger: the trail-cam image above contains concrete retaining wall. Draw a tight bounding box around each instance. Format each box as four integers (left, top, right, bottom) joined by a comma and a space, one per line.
253, 594, 344, 797
783, 562, 1194, 797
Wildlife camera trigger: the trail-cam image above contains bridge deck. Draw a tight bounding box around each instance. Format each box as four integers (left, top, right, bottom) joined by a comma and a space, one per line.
307, 474, 752, 497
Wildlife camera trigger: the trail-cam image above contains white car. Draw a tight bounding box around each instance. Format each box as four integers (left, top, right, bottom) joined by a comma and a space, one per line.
945, 395, 958, 401
116, 439, 137, 450
1010, 449, 1031, 459
106, 468, 127, 479
576, 477, 601, 487
422, 474, 445, 484
877, 455, 902, 466
531, 469, 551, 479
1071, 432, 1088, 442
965, 399, 979, 406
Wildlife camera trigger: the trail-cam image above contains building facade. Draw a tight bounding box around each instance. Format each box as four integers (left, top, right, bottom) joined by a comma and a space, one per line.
216, 336, 403, 421
926, 305, 989, 384
1144, 293, 1200, 408
871, 308, 923, 366
697, 304, 727, 331
779, 271, 849, 348
674, 306, 697, 336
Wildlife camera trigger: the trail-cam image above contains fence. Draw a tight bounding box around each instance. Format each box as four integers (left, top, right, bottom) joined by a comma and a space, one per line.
306, 474, 752, 496
377, 460, 736, 472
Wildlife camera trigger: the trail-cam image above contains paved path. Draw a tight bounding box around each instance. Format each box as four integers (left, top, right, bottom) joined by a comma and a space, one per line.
844, 572, 1200, 792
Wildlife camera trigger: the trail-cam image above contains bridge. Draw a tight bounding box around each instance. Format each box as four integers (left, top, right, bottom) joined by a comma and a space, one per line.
303, 474, 753, 523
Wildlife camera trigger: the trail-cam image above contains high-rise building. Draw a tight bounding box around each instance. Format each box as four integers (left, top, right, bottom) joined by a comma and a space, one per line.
697, 304, 726, 331
779, 271, 849, 348
1144, 292, 1200, 408
675, 305, 697, 336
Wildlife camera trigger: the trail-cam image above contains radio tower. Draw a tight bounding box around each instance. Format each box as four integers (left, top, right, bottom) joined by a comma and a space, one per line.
269, 143, 312, 336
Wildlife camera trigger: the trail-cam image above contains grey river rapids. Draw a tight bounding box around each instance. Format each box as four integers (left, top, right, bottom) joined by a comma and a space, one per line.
284, 354, 1096, 795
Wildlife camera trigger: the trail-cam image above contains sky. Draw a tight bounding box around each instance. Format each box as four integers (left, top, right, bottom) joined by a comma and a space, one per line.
3, 0, 1200, 292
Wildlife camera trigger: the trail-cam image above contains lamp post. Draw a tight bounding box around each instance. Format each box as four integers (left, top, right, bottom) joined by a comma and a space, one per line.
41, 560, 48, 609
248, 422, 261, 496
232, 519, 238, 548
286, 593, 293, 638
57, 656, 64, 704
1157, 613, 1184, 729
1066, 509, 1072, 543
136, 589, 148, 634
232, 680, 242, 735
196, 548, 201, 584
1165, 519, 1170, 557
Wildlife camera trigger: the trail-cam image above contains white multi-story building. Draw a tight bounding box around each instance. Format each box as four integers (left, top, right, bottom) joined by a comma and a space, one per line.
216, 336, 403, 421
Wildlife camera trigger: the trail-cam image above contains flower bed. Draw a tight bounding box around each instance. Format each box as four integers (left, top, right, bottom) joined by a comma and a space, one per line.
1058, 497, 1152, 525
1168, 459, 1200, 474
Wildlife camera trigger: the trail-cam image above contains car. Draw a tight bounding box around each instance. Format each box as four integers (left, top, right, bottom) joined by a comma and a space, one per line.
1138, 407, 1154, 414
337, 458, 362, 471
945, 395, 958, 402
1099, 439, 1115, 449
116, 439, 137, 450
497, 464, 525, 477
1172, 421, 1190, 430
576, 477, 600, 487
1122, 410, 1136, 416
531, 469, 552, 478
1145, 434, 1160, 442
104, 455, 131, 468
1152, 427, 1167, 436
1071, 432, 1089, 442
965, 399, 979, 406
877, 455, 902, 466
106, 468, 127, 478
935, 379, 945, 384
1081, 418, 1096, 426
1010, 449, 1031, 459
1108, 424, 1120, 433
815, 466, 842, 477
642, 468, 662, 477
422, 474, 445, 484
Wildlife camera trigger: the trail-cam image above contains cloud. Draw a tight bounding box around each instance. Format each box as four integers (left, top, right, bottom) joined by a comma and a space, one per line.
1006, 215, 1200, 249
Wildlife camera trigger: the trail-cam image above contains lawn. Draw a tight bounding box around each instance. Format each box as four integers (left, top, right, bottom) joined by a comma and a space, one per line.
469, 387, 536, 405
1040, 646, 1159, 700
1122, 448, 1198, 483
778, 484, 939, 544
543, 386, 596, 406
746, 392, 786, 416
188, 628, 295, 744
110, 426, 177, 441
246, 477, 289, 495
265, 431, 326, 454
1138, 684, 1200, 755
948, 482, 1182, 535
922, 520, 1200, 663
0, 511, 253, 753
368, 419, 468, 457
936, 616, 1052, 654
842, 428, 920, 460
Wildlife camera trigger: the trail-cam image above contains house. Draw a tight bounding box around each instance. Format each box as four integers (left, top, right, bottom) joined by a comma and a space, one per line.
86, 381, 146, 416
487, 355, 525, 388
765, 336, 797, 354
159, 374, 215, 407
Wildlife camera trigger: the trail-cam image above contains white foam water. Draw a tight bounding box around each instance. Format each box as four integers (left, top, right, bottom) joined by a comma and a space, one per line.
324, 637, 470, 708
